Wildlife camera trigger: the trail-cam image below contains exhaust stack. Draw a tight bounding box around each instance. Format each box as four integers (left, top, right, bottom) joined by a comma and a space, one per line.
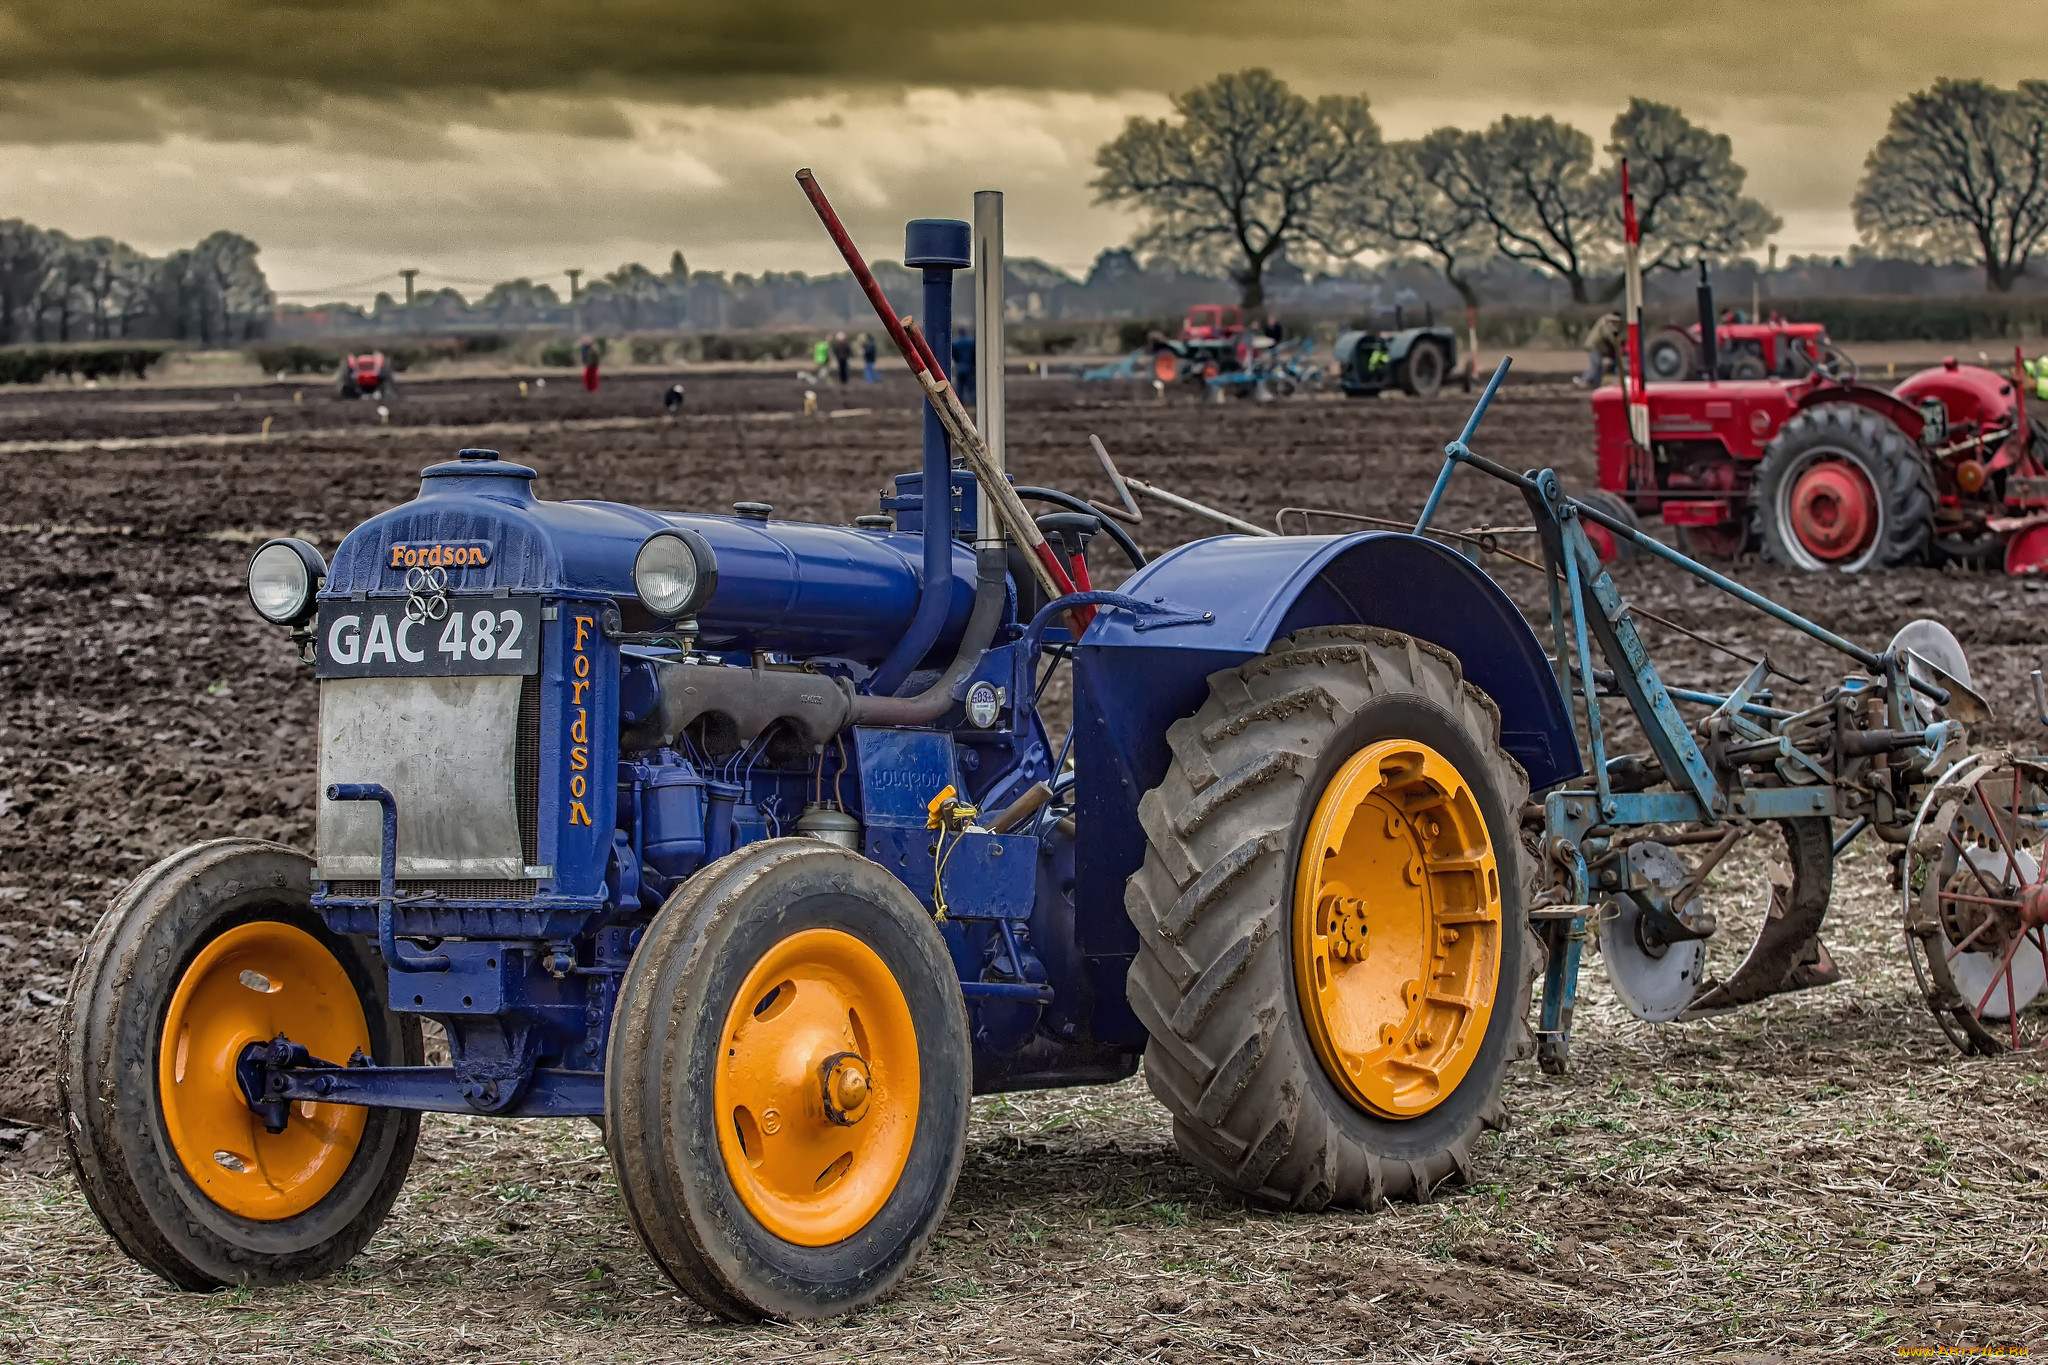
974, 191, 1006, 551
1697, 261, 1718, 381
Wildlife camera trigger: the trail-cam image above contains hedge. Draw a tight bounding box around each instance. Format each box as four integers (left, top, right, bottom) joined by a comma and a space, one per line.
247, 334, 509, 376
0, 345, 166, 384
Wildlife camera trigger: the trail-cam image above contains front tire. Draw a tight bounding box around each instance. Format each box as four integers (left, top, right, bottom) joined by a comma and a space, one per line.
1125, 626, 1537, 1209
605, 839, 971, 1321
59, 839, 421, 1289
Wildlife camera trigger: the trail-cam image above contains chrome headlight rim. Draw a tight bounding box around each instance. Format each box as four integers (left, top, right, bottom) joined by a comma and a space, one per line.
246, 537, 327, 627
633, 527, 718, 620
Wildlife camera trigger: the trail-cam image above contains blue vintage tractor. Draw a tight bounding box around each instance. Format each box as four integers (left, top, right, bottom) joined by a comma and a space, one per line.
58, 182, 1997, 1323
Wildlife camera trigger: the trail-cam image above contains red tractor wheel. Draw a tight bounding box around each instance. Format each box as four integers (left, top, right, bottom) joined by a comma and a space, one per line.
1787, 459, 1878, 563
1753, 403, 1933, 572
1577, 490, 1639, 564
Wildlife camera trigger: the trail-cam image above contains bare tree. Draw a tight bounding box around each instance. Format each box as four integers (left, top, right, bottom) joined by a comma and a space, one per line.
1610, 99, 1779, 288
1342, 132, 1494, 310
0, 221, 55, 343
1425, 115, 1611, 304
1093, 68, 1380, 308
1854, 78, 2048, 292
191, 231, 271, 342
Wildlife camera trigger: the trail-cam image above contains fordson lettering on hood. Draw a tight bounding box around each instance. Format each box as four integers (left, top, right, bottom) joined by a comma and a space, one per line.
389, 541, 492, 569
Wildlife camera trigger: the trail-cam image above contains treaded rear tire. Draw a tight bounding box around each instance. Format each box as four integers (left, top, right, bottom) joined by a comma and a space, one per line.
1753, 403, 1933, 571
1398, 342, 1444, 399
1124, 626, 1538, 1210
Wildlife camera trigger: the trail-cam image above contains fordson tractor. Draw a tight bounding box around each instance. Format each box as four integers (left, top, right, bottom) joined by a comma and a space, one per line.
58, 175, 2000, 1324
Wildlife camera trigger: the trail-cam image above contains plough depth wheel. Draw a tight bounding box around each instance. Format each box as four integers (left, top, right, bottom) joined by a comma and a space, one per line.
1904, 755, 2048, 1054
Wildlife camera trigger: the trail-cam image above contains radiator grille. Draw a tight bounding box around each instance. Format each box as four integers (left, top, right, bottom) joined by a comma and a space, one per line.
325, 673, 544, 902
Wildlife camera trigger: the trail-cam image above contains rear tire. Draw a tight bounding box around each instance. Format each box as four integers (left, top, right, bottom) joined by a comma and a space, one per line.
1125, 626, 1537, 1209
1399, 342, 1444, 399
605, 839, 971, 1321
1753, 403, 1933, 572
1645, 330, 1698, 382
59, 839, 420, 1289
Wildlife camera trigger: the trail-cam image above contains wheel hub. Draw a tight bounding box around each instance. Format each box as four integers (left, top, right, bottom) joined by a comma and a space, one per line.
713, 928, 919, 1246
1787, 458, 1878, 561
1292, 739, 1502, 1119
157, 920, 371, 1221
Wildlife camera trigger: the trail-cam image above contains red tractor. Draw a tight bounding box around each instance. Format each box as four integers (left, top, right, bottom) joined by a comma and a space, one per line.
1591, 354, 2048, 573
1644, 316, 1855, 383
336, 351, 395, 401
1150, 304, 1249, 384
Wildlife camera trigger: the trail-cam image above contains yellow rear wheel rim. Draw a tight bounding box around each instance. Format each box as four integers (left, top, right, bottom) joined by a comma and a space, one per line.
1293, 739, 1502, 1119
158, 920, 371, 1220
714, 928, 920, 1246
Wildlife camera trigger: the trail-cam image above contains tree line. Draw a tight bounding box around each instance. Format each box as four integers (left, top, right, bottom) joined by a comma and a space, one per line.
0, 223, 271, 345
1093, 71, 2048, 309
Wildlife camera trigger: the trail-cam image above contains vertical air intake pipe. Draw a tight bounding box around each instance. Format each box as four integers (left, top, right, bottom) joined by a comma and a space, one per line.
870, 217, 971, 696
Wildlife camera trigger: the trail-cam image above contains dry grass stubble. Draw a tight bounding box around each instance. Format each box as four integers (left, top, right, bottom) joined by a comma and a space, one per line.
3, 839, 2046, 1361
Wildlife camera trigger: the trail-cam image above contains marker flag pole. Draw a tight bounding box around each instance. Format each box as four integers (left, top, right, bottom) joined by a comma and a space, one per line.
1621, 159, 1649, 449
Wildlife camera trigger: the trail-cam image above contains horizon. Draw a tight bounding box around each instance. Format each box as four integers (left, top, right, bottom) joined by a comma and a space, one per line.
3, 2, 2044, 302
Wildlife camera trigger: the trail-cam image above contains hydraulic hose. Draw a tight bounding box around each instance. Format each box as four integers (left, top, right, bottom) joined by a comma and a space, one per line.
849, 543, 1009, 726
1014, 486, 1146, 569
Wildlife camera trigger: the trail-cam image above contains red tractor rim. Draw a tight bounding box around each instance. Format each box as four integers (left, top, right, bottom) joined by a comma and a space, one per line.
1787, 457, 1878, 563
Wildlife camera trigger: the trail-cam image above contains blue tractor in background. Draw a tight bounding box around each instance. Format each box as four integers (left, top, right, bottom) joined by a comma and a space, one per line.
1334, 305, 1464, 400
63, 178, 1988, 1324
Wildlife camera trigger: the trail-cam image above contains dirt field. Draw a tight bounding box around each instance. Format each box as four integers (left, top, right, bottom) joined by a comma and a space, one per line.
1, 369, 2044, 1361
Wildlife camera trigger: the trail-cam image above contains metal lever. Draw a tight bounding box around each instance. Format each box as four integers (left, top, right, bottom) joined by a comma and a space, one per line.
326, 782, 449, 972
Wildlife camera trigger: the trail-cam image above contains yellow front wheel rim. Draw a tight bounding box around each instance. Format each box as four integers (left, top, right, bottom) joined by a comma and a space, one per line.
1293, 739, 1502, 1119
714, 928, 920, 1246
158, 920, 371, 1220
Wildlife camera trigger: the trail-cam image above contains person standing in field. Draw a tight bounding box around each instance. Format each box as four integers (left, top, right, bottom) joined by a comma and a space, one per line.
812, 336, 830, 383
580, 335, 601, 393
831, 331, 852, 386
861, 333, 878, 384
1576, 312, 1623, 389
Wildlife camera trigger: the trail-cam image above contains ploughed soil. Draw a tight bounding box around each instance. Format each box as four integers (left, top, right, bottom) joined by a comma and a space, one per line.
1, 369, 2044, 1360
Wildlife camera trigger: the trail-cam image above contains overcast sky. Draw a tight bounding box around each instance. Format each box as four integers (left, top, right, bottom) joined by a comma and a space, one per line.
1, 1, 2043, 300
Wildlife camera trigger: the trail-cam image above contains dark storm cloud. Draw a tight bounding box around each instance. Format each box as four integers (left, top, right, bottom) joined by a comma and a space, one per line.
0, 1, 2039, 146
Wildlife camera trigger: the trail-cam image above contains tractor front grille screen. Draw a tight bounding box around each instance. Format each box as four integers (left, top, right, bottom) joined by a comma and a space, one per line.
329, 675, 545, 903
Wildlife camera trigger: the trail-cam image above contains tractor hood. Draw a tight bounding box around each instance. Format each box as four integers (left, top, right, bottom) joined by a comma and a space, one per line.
320, 451, 978, 663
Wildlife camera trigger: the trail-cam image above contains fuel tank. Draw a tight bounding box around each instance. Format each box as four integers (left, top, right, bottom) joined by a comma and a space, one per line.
320, 450, 978, 663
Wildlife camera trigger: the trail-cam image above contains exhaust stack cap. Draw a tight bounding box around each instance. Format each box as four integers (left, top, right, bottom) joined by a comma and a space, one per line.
904, 219, 970, 269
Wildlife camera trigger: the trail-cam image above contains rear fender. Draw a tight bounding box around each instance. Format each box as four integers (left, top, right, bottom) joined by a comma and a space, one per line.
1791, 380, 1928, 443
1067, 531, 1577, 1044
1385, 327, 1458, 368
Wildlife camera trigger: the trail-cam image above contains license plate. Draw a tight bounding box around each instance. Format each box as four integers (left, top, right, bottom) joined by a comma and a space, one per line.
315, 598, 541, 679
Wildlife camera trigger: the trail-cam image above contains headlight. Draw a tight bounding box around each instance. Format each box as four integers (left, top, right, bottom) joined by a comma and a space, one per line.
633, 528, 718, 619
247, 538, 326, 626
